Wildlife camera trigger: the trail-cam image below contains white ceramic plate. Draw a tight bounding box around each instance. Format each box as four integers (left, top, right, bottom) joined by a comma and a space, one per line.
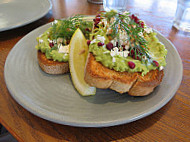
0, 0, 52, 32
4, 22, 183, 127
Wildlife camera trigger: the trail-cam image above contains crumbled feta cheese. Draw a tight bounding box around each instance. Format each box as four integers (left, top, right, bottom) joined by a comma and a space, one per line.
39, 34, 43, 37
110, 47, 118, 57
51, 20, 58, 26
112, 57, 116, 63
123, 50, 129, 57
90, 39, 97, 44
119, 30, 128, 44
53, 39, 57, 44
47, 39, 53, 43
110, 46, 129, 58
142, 55, 147, 60
57, 38, 64, 44
54, 20, 58, 24
132, 25, 136, 28
159, 66, 164, 71
138, 32, 144, 37
113, 47, 119, 53
106, 27, 113, 35
124, 44, 130, 50
63, 53, 68, 59
96, 35, 105, 43
110, 39, 116, 46
58, 45, 69, 53
144, 27, 153, 33
110, 50, 116, 57
118, 51, 123, 57
39, 39, 43, 43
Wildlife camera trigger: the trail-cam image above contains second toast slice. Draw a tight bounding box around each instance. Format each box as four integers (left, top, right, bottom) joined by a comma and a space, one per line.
84, 53, 164, 96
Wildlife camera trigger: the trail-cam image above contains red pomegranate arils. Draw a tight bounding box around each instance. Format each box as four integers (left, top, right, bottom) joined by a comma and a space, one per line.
85, 28, 91, 32
106, 42, 114, 50
128, 61, 136, 69
49, 42, 54, 47
87, 40, 91, 46
141, 22, 144, 28
98, 42, 104, 46
153, 60, 159, 67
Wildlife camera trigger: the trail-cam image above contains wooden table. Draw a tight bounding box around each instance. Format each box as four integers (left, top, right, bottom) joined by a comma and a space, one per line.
0, 0, 190, 141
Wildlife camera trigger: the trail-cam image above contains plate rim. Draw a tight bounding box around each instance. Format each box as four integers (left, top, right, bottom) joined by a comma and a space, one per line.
0, 0, 52, 32
4, 20, 183, 127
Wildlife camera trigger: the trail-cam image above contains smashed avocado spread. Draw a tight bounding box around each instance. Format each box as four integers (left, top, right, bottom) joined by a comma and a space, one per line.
36, 16, 93, 62
36, 27, 69, 62
88, 10, 167, 75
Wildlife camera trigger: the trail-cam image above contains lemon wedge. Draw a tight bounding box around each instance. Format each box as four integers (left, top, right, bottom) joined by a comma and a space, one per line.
69, 29, 96, 96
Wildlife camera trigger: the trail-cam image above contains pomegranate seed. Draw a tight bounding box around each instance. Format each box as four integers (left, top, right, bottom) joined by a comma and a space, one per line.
87, 40, 91, 46
131, 14, 135, 20
106, 42, 114, 50
134, 16, 138, 22
98, 42, 104, 46
49, 42, 54, 47
153, 60, 159, 67
128, 61, 136, 69
132, 55, 135, 59
93, 19, 96, 22
132, 55, 141, 61
129, 49, 135, 56
96, 17, 101, 21
94, 21, 99, 26
136, 19, 140, 24
141, 22, 144, 28
66, 40, 70, 44
85, 28, 91, 32
122, 45, 126, 51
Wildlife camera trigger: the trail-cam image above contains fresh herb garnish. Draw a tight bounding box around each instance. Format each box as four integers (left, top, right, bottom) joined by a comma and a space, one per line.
100, 10, 151, 63
51, 15, 93, 41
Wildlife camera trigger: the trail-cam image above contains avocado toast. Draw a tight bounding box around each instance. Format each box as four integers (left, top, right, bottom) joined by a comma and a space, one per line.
84, 10, 167, 96
35, 16, 93, 74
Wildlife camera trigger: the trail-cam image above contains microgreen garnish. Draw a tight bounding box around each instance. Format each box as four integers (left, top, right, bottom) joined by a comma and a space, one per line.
51, 15, 93, 41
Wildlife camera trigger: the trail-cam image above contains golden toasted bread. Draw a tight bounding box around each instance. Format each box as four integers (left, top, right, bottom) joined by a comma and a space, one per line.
37, 51, 69, 75
84, 53, 164, 96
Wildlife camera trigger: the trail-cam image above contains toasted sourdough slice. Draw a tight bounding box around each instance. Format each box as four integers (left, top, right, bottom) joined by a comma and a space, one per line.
37, 51, 69, 75
84, 53, 164, 96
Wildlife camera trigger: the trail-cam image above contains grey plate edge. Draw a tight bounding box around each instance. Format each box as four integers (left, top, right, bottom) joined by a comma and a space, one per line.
0, 0, 52, 32
4, 21, 183, 128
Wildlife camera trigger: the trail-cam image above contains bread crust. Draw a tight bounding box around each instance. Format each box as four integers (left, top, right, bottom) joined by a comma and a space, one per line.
37, 51, 69, 75
84, 53, 164, 96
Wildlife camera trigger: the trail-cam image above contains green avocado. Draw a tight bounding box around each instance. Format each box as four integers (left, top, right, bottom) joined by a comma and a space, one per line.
35, 17, 93, 62
89, 32, 167, 76
88, 10, 167, 75
35, 27, 69, 62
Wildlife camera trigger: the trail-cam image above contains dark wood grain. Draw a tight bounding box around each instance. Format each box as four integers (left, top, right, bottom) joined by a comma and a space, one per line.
0, 0, 190, 141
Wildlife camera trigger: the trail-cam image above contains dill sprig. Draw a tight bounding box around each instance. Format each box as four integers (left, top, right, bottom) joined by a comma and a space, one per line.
101, 10, 150, 62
